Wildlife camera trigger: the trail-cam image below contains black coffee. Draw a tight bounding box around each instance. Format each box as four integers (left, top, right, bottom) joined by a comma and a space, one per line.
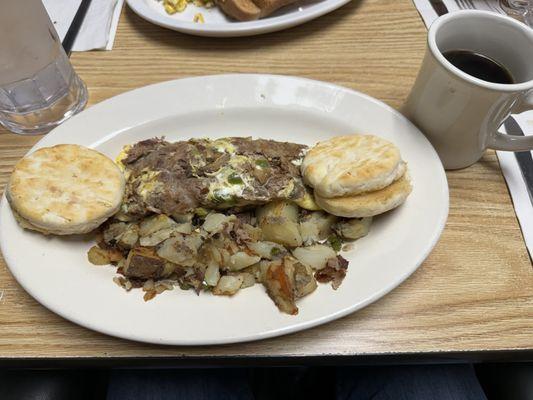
442, 50, 514, 84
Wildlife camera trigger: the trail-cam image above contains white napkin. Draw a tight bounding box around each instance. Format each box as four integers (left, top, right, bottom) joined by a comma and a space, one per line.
43, 0, 125, 51
496, 115, 533, 257
411, 0, 504, 27
412, 0, 533, 257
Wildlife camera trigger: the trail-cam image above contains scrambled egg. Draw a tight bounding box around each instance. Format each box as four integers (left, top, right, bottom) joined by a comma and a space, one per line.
293, 189, 321, 211
203, 139, 258, 206
193, 13, 205, 23
211, 138, 236, 154
162, 0, 214, 15
115, 145, 132, 181
133, 169, 163, 201
206, 155, 250, 205
115, 145, 131, 171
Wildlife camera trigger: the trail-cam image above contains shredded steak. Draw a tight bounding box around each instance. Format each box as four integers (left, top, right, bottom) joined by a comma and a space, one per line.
120, 137, 307, 217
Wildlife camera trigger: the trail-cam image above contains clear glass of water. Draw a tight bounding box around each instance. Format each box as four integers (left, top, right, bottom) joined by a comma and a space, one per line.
0, 0, 88, 135
500, 0, 533, 26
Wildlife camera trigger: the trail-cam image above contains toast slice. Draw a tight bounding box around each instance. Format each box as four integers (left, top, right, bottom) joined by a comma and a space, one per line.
252, 0, 298, 17
216, 0, 261, 21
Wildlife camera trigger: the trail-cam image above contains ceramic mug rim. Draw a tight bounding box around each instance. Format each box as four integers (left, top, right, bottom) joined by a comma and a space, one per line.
428, 10, 533, 93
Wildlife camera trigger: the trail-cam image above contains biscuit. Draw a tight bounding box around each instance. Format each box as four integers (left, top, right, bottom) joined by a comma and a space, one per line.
302, 135, 402, 198
7, 144, 125, 235
314, 173, 412, 218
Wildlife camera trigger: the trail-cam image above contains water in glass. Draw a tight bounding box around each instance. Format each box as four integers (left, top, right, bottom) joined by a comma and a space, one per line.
0, 0, 88, 135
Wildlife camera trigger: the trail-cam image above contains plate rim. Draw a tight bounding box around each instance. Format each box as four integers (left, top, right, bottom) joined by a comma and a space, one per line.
126, 0, 353, 37
0, 74, 449, 345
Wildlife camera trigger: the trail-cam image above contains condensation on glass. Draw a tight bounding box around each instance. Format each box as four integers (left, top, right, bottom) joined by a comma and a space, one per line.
0, 0, 87, 135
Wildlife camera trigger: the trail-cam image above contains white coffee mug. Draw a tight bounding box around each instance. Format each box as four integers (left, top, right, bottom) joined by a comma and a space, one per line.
403, 10, 533, 170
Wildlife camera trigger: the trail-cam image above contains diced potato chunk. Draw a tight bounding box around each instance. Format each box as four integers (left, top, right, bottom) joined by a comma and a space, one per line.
203, 213, 235, 233
139, 215, 179, 237
103, 222, 128, 244
261, 222, 302, 248
257, 200, 299, 222
239, 272, 256, 289
334, 217, 372, 240
293, 260, 317, 298
246, 241, 286, 259
257, 201, 302, 247
262, 258, 297, 315
228, 252, 261, 271
118, 225, 139, 249
204, 263, 221, 286
172, 213, 194, 223
102, 222, 139, 249
161, 262, 177, 278
299, 211, 337, 245
87, 246, 123, 265
292, 244, 336, 270
298, 218, 320, 245
139, 228, 174, 247
213, 275, 243, 296
123, 247, 165, 280
240, 224, 262, 242
157, 235, 198, 267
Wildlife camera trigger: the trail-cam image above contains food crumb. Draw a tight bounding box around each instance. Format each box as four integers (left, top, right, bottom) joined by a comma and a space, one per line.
193, 13, 205, 23
143, 290, 157, 301
342, 243, 355, 252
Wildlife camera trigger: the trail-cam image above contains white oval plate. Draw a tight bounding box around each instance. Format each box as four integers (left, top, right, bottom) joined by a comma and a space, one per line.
0, 75, 448, 345
127, 0, 352, 37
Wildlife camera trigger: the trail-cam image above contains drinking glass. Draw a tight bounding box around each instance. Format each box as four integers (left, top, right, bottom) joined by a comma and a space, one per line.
500, 0, 533, 26
0, 0, 88, 135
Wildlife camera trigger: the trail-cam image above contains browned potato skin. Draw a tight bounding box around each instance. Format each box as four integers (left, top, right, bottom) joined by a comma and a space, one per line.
293, 261, 317, 298
123, 247, 165, 280
263, 258, 298, 315
88, 246, 123, 265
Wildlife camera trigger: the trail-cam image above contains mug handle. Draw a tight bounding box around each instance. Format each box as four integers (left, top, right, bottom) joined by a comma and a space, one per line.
487, 92, 533, 151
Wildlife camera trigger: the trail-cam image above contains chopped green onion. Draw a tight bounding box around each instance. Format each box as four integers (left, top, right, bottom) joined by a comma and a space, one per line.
211, 190, 236, 205
228, 172, 243, 185
255, 159, 269, 168
328, 235, 342, 252
270, 247, 281, 256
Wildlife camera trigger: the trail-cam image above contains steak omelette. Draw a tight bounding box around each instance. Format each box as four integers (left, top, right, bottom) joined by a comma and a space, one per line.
118, 137, 307, 218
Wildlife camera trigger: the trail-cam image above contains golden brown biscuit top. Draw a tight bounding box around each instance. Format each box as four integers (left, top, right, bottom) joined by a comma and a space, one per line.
8, 144, 125, 231
302, 135, 402, 198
